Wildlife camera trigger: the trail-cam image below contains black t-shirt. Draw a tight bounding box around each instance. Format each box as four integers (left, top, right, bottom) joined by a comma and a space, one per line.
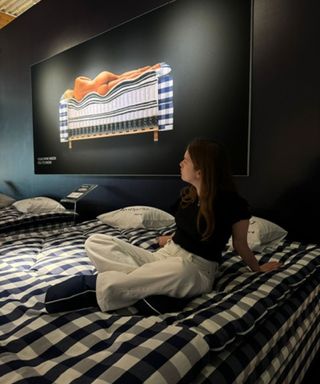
172, 191, 251, 263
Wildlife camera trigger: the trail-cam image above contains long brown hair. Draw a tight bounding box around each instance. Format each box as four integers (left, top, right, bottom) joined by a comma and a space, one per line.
181, 138, 236, 240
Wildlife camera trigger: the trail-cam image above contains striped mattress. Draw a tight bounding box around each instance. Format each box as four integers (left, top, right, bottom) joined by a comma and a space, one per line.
59, 63, 173, 147
0, 205, 76, 238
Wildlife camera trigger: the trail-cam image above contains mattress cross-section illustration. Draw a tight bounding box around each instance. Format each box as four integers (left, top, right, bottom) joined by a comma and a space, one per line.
59, 62, 173, 148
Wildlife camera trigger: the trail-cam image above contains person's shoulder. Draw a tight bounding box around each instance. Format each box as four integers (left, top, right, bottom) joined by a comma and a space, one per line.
217, 189, 246, 201
216, 190, 251, 222
216, 190, 250, 210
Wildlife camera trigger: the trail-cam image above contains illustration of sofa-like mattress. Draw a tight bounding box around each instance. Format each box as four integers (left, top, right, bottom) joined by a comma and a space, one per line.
59, 62, 173, 148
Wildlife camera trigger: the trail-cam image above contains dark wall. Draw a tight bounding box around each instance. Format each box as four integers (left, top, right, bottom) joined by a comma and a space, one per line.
0, 0, 319, 242
237, 0, 320, 242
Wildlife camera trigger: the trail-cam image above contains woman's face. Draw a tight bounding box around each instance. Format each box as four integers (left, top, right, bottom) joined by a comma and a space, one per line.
179, 150, 201, 187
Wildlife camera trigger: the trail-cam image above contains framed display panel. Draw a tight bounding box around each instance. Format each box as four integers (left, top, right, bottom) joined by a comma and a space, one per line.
32, 0, 252, 175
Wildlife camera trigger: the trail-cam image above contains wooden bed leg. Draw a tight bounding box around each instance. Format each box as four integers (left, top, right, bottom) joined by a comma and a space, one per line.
154, 131, 159, 142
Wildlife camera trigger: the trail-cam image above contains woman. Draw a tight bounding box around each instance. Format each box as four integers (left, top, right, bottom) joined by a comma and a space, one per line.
45, 139, 281, 313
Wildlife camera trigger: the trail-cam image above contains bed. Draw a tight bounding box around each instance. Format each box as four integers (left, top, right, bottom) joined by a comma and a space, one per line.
0, 195, 76, 237
0, 211, 319, 383
59, 62, 174, 148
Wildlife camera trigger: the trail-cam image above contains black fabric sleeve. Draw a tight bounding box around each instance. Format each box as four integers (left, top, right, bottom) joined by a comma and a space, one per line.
230, 195, 251, 225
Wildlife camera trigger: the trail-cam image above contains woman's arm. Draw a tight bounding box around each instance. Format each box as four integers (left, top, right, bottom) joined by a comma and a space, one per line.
232, 220, 281, 272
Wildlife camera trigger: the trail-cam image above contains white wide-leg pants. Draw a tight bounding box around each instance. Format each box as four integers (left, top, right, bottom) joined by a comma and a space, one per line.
85, 234, 218, 312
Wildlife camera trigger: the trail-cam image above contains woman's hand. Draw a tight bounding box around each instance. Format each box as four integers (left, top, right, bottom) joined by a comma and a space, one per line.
259, 261, 282, 272
232, 221, 283, 273
157, 235, 172, 247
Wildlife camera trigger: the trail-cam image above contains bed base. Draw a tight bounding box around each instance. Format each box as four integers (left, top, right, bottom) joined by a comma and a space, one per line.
68, 126, 159, 148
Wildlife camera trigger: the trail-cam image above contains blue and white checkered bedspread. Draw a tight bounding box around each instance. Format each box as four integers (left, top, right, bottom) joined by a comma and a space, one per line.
0, 205, 75, 237
0, 219, 319, 383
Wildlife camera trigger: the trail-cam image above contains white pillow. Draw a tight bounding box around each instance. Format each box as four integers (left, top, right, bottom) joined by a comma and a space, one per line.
0, 193, 15, 208
227, 216, 287, 251
13, 197, 66, 213
97, 206, 175, 229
